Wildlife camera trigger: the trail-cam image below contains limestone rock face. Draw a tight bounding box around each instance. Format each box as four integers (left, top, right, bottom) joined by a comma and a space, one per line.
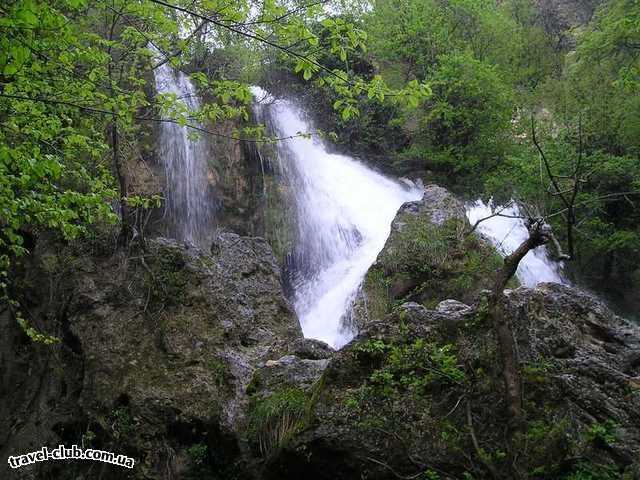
265, 284, 640, 480
251, 355, 329, 397
393, 184, 467, 228
1, 235, 301, 479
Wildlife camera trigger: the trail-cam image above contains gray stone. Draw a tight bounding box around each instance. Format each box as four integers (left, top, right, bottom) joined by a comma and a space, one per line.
264, 283, 640, 480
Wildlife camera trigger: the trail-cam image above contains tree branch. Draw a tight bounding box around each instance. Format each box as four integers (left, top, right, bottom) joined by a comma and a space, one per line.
146, 0, 351, 84
531, 114, 571, 210
0, 92, 313, 143
466, 200, 521, 236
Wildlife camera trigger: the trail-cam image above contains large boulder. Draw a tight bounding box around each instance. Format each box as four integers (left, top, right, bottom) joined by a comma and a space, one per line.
264, 284, 640, 480
357, 184, 504, 328
1, 233, 302, 479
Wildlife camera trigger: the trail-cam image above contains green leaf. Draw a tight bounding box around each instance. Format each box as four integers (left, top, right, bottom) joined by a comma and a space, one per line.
303, 68, 313, 81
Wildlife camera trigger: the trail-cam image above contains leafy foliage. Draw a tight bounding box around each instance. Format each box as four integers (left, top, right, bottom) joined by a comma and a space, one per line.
402, 52, 513, 177
350, 337, 465, 402
0, 0, 118, 283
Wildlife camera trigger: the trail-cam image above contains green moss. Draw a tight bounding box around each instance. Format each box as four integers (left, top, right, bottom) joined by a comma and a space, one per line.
364, 215, 504, 315
248, 387, 309, 456
380, 214, 452, 277
145, 247, 190, 308
362, 265, 392, 319
306, 370, 327, 422
207, 358, 230, 389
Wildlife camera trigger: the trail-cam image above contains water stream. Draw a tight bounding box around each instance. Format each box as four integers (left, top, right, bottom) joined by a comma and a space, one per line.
152, 73, 565, 346
252, 87, 422, 347
153, 59, 215, 246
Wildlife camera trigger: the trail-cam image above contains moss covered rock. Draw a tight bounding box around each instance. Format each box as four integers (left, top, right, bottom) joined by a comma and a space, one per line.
1, 234, 301, 479
358, 184, 503, 327
264, 284, 640, 480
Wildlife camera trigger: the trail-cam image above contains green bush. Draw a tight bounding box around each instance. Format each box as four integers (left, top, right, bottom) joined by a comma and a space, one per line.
349, 337, 465, 406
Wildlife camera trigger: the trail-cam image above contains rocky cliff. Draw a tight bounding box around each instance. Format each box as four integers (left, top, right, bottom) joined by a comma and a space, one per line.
1, 233, 304, 479
357, 185, 505, 325
260, 186, 640, 479
264, 284, 640, 479
2, 185, 639, 480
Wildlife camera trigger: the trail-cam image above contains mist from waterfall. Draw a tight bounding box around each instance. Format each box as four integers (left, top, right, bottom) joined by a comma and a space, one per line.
466, 200, 567, 287
153, 58, 215, 246
251, 87, 422, 348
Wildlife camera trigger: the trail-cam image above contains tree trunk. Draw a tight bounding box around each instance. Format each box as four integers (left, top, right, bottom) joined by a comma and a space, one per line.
111, 120, 131, 245
489, 220, 549, 432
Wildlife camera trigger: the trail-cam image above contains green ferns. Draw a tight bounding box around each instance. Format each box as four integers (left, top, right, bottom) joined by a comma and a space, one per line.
248, 388, 308, 456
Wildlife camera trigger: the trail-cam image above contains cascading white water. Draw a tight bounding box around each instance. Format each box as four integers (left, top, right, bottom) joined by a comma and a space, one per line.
153, 59, 214, 246
252, 87, 422, 348
466, 200, 567, 287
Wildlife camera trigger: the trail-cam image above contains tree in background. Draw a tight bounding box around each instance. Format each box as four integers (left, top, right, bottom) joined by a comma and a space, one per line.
399, 52, 513, 180
507, 0, 640, 310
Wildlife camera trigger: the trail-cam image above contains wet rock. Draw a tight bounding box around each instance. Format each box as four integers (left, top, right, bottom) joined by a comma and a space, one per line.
394, 184, 466, 227
357, 184, 504, 328
289, 338, 334, 360
250, 355, 329, 397
436, 299, 473, 316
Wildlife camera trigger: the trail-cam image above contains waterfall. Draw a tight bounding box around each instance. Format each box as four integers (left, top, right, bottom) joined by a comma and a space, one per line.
466, 200, 567, 287
251, 87, 422, 348
153, 59, 215, 246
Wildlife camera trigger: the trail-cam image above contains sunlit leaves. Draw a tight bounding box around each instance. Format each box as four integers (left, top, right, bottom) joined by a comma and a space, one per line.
322, 17, 367, 61
294, 57, 320, 81
0, 0, 119, 285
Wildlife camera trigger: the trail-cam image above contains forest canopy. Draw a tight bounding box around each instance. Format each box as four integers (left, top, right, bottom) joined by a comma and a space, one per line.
1, 0, 639, 310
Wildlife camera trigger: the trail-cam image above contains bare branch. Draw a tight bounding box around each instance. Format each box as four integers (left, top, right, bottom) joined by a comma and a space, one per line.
467, 401, 499, 479
548, 231, 571, 260
546, 191, 640, 219
466, 200, 521, 236
531, 114, 571, 210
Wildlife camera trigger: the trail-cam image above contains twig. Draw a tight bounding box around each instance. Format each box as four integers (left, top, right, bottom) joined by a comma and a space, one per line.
445, 394, 465, 417
363, 456, 430, 480
466, 200, 519, 236
466, 400, 499, 479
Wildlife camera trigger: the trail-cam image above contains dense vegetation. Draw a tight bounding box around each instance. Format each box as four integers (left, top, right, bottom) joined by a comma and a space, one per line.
2, 2, 639, 479
285, 0, 640, 313
2, 0, 638, 312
